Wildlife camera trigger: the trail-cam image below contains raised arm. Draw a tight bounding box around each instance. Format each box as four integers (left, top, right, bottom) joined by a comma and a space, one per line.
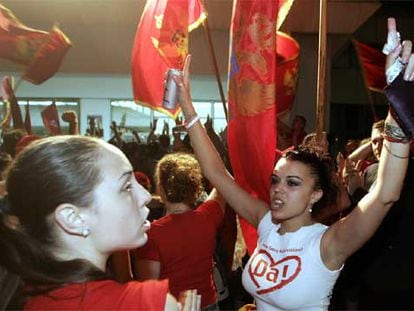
175, 56, 268, 227
146, 119, 158, 144
321, 18, 412, 270
205, 187, 226, 215
347, 140, 372, 163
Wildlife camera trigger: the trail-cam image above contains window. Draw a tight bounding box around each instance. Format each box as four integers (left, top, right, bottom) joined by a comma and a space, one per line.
111, 100, 229, 141
3, 99, 80, 136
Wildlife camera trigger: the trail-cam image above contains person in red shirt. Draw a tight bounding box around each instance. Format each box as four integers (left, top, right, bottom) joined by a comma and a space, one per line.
0, 135, 199, 310
134, 153, 225, 310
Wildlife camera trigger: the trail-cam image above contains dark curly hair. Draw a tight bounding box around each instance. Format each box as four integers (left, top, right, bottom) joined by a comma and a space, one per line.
283, 146, 339, 217
155, 153, 203, 208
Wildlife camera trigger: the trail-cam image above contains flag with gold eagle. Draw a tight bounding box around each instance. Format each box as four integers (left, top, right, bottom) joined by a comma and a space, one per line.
227, 0, 298, 254
131, 0, 206, 119
227, 0, 279, 255
0, 5, 71, 84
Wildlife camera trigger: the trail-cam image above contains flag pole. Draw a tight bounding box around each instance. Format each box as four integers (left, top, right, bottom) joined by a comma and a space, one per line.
201, 12, 228, 122
315, 0, 327, 138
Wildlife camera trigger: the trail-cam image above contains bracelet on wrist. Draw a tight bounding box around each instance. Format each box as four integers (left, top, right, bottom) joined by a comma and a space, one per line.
382, 143, 410, 159
183, 114, 197, 123
184, 115, 200, 130
382, 133, 412, 144
384, 121, 411, 140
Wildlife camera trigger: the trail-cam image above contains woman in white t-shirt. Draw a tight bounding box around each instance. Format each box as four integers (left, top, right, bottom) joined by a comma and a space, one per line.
175, 18, 413, 310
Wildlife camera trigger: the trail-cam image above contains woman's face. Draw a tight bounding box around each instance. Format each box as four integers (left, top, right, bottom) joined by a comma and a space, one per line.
269, 158, 321, 223
86, 144, 151, 255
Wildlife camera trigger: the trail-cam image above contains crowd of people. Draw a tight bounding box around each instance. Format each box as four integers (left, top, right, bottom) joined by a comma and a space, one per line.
0, 17, 413, 311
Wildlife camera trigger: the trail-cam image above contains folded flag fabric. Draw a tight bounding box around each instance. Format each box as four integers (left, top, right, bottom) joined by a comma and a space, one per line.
0, 4, 71, 84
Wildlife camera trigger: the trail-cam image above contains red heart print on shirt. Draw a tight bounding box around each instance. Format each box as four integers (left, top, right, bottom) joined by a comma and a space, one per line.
248, 249, 302, 295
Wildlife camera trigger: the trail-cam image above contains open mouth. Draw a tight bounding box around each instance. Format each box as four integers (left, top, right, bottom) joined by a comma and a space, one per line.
271, 198, 284, 210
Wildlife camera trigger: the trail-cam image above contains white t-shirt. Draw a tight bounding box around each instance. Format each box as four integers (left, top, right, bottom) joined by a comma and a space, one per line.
242, 211, 341, 310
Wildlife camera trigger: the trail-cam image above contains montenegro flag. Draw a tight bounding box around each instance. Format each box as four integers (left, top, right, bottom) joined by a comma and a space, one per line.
131, 0, 206, 119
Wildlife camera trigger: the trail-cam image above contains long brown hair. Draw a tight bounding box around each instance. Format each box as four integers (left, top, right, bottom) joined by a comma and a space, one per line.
0, 136, 110, 305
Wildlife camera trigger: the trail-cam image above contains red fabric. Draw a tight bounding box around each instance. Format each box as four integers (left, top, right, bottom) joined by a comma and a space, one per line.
24, 279, 169, 310
135, 200, 223, 308
41, 103, 61, 135
227, 0, 279, 255
353, 39, 386, 93
134, 171, 151, 190
0, 4, 47, 65
0, 5, 71, 85
1, 76, 23, 129
131, 0, 205, 119
276, 32, 300, 115
23, 27, 71, 85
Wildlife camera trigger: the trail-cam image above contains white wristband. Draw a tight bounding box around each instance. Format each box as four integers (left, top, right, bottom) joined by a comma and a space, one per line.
184, 115, 200, 130
382, 31, 400, 55
386, 57, 404, 85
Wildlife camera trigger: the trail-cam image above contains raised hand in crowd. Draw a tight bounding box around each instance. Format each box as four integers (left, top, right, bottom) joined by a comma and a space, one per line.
162, 120, 170, 136
110, 120, 124, 148
147, 118, 158, 144
61, 110, 79, 135
132, 129, 142, 144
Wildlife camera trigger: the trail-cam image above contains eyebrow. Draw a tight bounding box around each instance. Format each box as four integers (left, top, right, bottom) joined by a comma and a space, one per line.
118, 170, 133, 182
286, 175, 303, 181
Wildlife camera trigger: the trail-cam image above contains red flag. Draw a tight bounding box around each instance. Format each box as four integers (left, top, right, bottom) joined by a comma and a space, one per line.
41, 103, 61, 135
24, 103, 32, 134
0, 5, 47, 65
23, 27, 71, 85
131, 0, 205, 119
0, 5, 71, 84
1, 76, 24, 129
276, 32, 299, 116
353, 39, 386, 93
227, 0, 279, 254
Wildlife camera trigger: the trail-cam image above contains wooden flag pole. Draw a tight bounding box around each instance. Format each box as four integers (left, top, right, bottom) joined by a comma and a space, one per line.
315, 0, 327, 138
202, 16, 229, 122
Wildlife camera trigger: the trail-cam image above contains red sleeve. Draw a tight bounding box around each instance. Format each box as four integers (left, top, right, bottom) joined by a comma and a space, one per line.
117, 279, 169, 310
25, 280, 170, 310
134, 229, 161, 261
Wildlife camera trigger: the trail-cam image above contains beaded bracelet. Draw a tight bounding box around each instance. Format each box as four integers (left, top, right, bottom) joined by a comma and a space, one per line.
184, 115, 200, 130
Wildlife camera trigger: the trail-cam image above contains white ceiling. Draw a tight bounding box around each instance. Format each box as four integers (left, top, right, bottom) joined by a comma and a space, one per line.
0, 0, 390, 76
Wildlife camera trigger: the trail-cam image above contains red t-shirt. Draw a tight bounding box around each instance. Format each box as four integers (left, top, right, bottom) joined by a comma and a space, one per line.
135, 200, 223, 308
24, 279, 168, 310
